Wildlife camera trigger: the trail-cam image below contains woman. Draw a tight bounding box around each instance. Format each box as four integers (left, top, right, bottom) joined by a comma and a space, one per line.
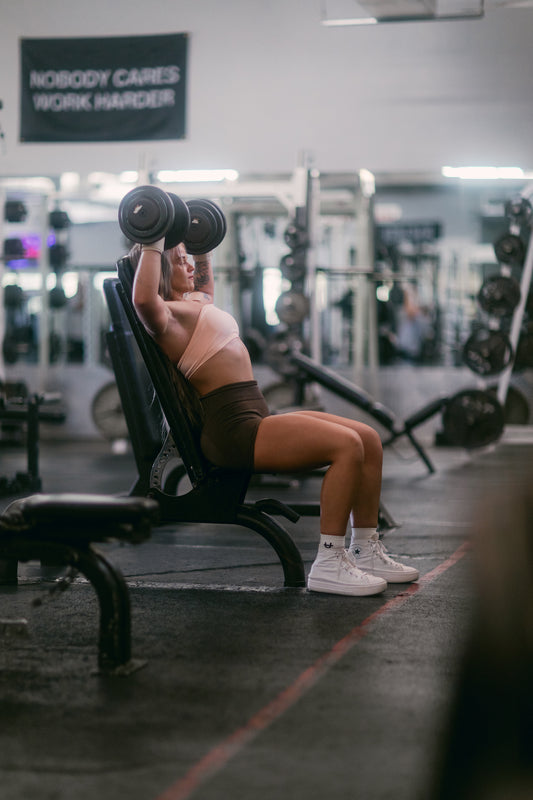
131, 238, 419, 596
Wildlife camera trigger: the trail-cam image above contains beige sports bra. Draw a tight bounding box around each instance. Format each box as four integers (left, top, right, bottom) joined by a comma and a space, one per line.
177, 303, 240, 380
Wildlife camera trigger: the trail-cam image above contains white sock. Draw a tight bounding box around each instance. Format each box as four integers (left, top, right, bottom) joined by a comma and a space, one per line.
316, 533, 345, 559
350, 527, 377, 548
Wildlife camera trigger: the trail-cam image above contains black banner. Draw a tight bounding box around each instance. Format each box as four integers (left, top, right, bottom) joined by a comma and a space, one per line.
20, 34, 188, 143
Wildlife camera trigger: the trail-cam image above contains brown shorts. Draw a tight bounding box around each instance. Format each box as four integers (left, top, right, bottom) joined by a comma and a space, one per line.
199, 380, 270, 470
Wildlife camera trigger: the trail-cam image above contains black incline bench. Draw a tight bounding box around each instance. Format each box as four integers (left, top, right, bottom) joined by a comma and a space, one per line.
0, 492, 159, 674
103, 257, 306, 588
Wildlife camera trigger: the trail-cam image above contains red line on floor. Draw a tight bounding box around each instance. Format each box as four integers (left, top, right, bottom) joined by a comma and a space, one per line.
154, 541, 471, 800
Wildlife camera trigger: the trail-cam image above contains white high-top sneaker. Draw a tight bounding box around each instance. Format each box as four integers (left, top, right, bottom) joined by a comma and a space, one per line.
308, 547, 387, 596
349, 533, 419, 583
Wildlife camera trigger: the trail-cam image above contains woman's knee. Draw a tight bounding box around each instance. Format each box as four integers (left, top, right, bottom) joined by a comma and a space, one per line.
361, 425, 383, 462
334, 428, 365, 467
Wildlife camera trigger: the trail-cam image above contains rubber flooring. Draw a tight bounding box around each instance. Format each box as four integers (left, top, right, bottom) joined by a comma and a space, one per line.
0, 433, 531, 800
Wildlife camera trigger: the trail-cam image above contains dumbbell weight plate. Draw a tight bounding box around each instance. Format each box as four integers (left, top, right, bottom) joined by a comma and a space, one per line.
164, 193, 192, 250
477, 274, 521, 317
462, 329, 513, 376
184, 199, 227, 255
118, 185, 175, 244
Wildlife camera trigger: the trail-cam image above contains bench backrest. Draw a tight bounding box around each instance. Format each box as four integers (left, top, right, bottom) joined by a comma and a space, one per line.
109, 256, 212, 488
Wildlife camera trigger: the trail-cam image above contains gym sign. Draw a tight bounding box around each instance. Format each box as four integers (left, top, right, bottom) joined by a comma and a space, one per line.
19, 33, 188, 142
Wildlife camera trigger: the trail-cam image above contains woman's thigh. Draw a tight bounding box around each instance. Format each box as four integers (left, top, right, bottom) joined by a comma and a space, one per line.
294, 410, 383, 454
253, 411, 363, 473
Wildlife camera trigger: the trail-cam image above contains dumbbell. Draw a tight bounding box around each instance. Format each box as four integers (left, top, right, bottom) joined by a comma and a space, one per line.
118, 185, 226, 255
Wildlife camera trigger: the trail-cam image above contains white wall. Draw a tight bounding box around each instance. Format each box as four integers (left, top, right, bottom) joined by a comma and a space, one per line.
0, 1, 532, 180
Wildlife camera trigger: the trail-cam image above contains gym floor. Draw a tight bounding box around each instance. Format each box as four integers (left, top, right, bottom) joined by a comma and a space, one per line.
1, 427, 531, 800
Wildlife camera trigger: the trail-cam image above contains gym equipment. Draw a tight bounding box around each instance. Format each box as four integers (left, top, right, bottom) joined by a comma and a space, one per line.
119, 185, 178, 244
49, 242, 69, 270
0, 390, 66, 497
91, 381, 129, 441
284, 222, 308, 250
514, 331, 533, 370
477, 274, 521, 318
118, 185, 226, 255
275, 291, 310, 326
4, 200, 27, 223
49, 209, 71, 230
3, 283, 24, 308
505, 197, 533, 227
488, 384, 529, 424
104, 260, 398, 535
441, 390, 505, 449
103, 257, 306, 588
3, 238, 25, 260
288, 350, 444, 472
285, 350, 505, 464
184, 198, 227, 255
462, 328, 513, 376
494, 233, 526, 267
280, 249, 306, 282
265, 332, 306, 377
0, 493, 159, 674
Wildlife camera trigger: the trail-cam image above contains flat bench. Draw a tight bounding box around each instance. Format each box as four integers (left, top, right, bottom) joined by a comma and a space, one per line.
0, 493, 159, 674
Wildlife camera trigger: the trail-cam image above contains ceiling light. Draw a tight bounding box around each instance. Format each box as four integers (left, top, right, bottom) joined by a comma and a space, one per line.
156, 169, 239, 183
119, 171, 139, 183
442, 166, 528, 180
322, 16, 378, 25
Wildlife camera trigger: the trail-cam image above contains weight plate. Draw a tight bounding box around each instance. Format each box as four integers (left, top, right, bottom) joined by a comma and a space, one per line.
488, 384, 530, 424
493, 233, 526, 267
91, 381, 129, 441
462, 329, 513, 376
184, 199, 227, 255
164, 193, 191, 250
442, 389, 505, 449
275, 291, 310, 326
284, 224, 308, 250
118, 185, 174, 244
505, 197, 533, 227
478, 274, 521, 317
280, 248, 307, 281
265, 333, 304, 377
4, 200, 28, 223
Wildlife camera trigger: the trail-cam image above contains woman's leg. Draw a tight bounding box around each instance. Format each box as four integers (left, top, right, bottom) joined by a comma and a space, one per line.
253, 411, 387, 596
253, 411, 374, 536
294, 410, 383, 528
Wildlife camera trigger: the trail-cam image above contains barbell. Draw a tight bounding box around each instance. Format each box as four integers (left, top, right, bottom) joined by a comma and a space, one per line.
118, 185, 227, 255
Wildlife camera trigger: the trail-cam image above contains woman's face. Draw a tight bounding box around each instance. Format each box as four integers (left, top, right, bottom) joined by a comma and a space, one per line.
168, 244, 195, 294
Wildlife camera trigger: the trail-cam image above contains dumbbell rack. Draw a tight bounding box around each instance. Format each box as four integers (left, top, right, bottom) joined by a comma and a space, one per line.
495, 185, 533, 411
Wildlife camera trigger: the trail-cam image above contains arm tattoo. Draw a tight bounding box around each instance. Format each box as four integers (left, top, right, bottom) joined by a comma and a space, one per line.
193, 260, 210, 291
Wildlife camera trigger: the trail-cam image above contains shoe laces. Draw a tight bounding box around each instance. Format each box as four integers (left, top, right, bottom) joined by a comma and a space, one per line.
368, 534, 404, 570
342, 549, 373, 580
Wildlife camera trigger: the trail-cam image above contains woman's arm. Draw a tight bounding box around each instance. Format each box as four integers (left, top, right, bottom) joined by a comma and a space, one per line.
191, 252, 215, 300
132, 241, 170, 335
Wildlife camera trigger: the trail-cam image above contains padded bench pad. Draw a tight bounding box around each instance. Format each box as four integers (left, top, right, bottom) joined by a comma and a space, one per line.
0, 493, 159, 544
